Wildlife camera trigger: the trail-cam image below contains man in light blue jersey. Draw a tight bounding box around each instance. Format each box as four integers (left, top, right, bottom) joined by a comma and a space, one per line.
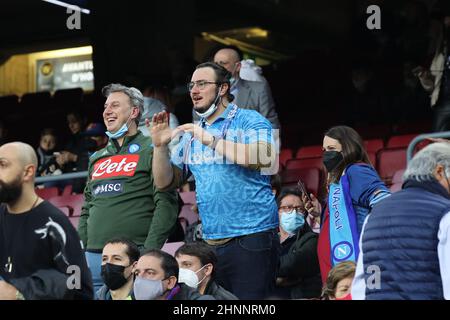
150, 62, 280, 300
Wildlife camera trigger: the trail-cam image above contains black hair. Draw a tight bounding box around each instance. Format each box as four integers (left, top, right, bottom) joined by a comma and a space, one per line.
270, 174, 282, 198
277, 188, 302, 208
141, 249, 179, 279
324, 125, 371, 184
104, 237, 140, 264
175, 242, 218, 278
215, 45, 244, 61
40, 128, 56, 138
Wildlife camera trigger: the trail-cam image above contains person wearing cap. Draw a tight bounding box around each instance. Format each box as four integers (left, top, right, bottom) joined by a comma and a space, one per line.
83, 122, 108, 153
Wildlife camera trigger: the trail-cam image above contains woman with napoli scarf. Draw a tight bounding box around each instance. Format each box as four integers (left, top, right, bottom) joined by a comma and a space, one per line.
303, 126, 391, 284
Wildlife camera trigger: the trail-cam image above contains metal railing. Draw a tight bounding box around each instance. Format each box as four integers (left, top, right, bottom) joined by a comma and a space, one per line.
35, 171, 88, 184
407, 131, 450, 162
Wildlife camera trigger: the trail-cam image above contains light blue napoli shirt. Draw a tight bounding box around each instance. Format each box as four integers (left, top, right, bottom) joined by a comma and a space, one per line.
171, 104, 278, 240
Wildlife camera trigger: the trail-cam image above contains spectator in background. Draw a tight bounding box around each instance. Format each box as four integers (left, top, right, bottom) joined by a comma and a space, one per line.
83, 122, 108, 154
78, 84, 179, 293
304, 126, 390, 285
322, 261, 356, 300
139, 85, 180, 150
208, 45, 280, 129
391, 61, 430, 125
175, 242, 238, 300
56, 111, 91, 193
352, 143, 450, 300
347, 62, 391, 127
133, 249, 214, 300
415, 2, 450, 132
36, 128, 61, 177
274, 188, 321, 299
97, 238, 139, 300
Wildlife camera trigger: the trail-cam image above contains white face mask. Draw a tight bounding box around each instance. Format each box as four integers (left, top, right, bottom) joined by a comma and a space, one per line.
133, 276, 164, 300
194, 86, 222, 119
178, 265, 208, 289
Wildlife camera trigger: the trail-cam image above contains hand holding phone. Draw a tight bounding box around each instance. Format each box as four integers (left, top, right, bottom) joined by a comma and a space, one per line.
297, 180, 312, 202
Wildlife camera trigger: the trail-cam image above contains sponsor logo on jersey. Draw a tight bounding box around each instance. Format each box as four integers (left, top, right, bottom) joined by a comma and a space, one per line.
128, 143, 140, 153
91, 155, 139, 180
92, 180, 124, 196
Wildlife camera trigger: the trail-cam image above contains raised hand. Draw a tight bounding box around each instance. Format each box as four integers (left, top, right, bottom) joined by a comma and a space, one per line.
176, 123, 214, 146
148, 112, 178, 147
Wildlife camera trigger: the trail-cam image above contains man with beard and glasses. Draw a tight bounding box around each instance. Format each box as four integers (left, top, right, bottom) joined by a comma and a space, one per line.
151, 62, 280, 300
0, 142, 93, 300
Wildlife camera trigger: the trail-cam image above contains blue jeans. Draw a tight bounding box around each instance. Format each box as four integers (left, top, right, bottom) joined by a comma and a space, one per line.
85, 251, 103, 294
210, 229, 281, 300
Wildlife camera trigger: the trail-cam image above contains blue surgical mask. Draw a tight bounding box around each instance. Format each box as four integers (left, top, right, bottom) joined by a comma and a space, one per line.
133, 276, 164, 300
105, 123, 128, 139
280, 210, 305, 234
105, 112, 134, 139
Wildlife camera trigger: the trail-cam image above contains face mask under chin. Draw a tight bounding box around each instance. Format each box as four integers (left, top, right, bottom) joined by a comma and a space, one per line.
194, 87, 222, 119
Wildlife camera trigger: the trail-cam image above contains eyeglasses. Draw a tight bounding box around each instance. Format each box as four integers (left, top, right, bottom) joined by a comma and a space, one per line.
279, 206, 306, 214
187, 80, 219, 92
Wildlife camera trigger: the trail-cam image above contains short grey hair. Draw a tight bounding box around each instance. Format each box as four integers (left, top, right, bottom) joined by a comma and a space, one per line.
403, 142, 450, 182
102, 83, 144, 126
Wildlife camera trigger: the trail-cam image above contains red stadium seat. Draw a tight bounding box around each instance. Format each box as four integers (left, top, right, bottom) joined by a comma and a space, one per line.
285, 157, 323, 171
280, 167, 321, 196
35, 187, 59, 200
62, 184, 73, 196
48, 194, 84, 217
295, 145, 323, 159
58, 206, 71, 217
179, 191, 196, 205
279, 148, 293, 167
368, 151, 377, 168
364, 139, 384, 153
392, 169, 405, 184
69, 216, 80, 229
386, 134, 418, 148
161, 241, 185, 255
377, 148, 407, 185
179, 204, 199, 226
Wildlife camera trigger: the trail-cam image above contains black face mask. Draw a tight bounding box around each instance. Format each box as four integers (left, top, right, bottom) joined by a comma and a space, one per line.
323, 151, 344, 172
0, 176, 23, 204
101, 263, 130, 290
